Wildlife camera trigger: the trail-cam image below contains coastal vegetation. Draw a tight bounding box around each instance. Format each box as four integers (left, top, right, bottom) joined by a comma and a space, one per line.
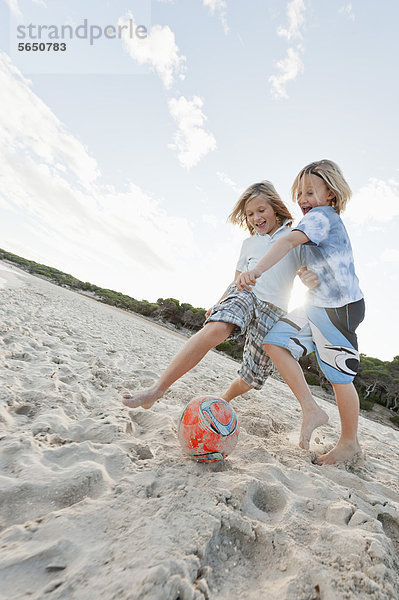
1, 248, 398, 422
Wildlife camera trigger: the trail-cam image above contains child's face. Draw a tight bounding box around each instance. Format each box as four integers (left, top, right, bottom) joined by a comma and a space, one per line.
245, 195, 279, 235
297, 174, 335, 215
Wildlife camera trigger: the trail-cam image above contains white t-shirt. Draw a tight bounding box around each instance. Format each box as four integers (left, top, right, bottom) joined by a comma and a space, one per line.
236, 222, 302, 311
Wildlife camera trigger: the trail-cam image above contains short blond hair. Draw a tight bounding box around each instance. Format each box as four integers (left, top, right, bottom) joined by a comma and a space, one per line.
291, 159, 352, 214
228, 181, 293, 235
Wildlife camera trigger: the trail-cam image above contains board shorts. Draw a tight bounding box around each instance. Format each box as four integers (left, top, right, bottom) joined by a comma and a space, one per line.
263, 298, 365, 384
204, 284, 285, 390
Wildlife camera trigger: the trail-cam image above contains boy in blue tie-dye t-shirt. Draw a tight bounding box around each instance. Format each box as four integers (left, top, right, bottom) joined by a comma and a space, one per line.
236, 160, 365, 466
294, 204, 363, 308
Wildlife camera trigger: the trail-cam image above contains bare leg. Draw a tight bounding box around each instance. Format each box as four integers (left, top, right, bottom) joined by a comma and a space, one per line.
264, 344, 329, 450
316, 382, 361, 465
122, 321, 235, 409
221, 377, 252, 402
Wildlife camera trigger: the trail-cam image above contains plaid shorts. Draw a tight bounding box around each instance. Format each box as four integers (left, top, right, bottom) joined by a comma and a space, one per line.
205, 285, 285, 389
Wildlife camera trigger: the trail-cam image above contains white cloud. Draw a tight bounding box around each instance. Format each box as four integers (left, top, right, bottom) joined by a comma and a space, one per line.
216, 171, 241, 194
277, 0, 306, 41
345, 178, 399, 225
269, 47, 304, 99
0, 53, 99, 187
0, 51, 199, 298
119, 12, 186, 89
339, 4, 355, 21
119, 13, 215, 169
203, 0, 229, 34
168, 96, 217, 169
269, 0, 306, 99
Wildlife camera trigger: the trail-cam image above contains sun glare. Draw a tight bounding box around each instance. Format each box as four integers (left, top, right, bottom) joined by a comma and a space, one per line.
288, 277, 308, 312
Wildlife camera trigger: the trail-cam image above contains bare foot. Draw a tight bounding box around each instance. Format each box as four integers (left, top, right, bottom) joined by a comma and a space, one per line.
121, 384, 163, 409
316, 439, 362, 465
299, 407, 329, 450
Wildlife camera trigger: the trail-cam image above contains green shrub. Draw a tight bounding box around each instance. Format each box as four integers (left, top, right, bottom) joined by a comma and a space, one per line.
304, 373, 321, 386
135, 301, 158, 317
359, 398, 375, 411
215, 341, 243, 361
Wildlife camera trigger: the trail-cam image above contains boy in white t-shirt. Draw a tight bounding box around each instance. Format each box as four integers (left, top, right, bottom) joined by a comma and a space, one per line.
122, 181, 325, 448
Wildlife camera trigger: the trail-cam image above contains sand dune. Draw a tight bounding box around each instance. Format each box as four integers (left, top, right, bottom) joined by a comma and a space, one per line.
0, 260, 398, 600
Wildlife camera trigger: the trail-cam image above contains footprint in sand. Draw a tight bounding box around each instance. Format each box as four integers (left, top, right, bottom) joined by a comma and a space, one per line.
128, 410, 157, 431
13, 404, 38, 418
42, 441, 132, 481
200, 512, 289, 598
240, 414, 286, 438
0, 461, 112, 527
242, 481, 288, 524
131, 443, 154, 461
377, 513, 399, 554
202, 519, 257, 592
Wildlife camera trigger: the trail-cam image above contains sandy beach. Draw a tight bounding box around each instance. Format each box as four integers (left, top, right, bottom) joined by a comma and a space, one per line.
0, 260, 398, 600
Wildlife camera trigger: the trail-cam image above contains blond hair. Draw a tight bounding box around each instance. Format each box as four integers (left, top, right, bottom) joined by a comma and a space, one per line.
291, 159, 352, 214
228, 181, 293, 235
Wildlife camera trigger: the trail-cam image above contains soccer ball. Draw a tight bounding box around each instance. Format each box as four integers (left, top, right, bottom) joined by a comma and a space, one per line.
178, 395, 239, 462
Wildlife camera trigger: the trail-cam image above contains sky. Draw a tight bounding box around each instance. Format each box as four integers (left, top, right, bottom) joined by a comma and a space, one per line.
0, 0, 398, 361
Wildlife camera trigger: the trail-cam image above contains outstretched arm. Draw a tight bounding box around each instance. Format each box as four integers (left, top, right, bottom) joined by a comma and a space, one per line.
236, 231, 309, 291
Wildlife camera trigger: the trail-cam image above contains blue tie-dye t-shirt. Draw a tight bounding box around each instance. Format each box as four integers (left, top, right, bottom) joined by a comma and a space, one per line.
293, 206, 363, 308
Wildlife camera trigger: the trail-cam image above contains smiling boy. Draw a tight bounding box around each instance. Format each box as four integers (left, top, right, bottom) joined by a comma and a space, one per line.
236, 160, 365, 464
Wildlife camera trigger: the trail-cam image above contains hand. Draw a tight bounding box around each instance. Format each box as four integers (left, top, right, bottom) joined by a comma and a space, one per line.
235, 268, 261, 291
297, 267, 319, 290
205, 307, 213, 319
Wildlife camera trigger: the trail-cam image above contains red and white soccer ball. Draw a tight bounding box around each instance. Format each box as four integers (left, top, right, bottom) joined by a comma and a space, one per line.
178, 395, 240, 462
